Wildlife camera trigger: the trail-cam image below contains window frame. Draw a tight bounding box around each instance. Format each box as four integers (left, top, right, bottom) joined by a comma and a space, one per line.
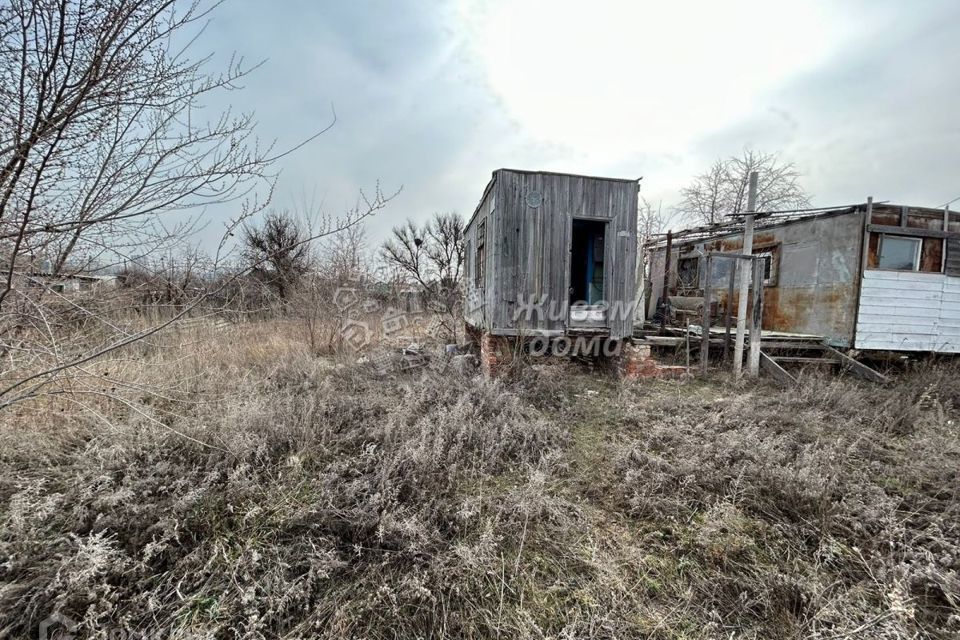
751, 244, 780, 287
474, 219, 486, 290
676, 256, 699, 291
877, 234, 922, 272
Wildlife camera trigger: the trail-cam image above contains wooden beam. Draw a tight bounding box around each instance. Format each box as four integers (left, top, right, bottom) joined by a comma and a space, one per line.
659, 230, 672, 331
734, 171, 759, 377
705, 251, 755, 259
723, 259, 736, 361
822, 345, 890, 384
760, 340, 825, 350
854, 197, 874, 351
943, 205, 950, 273
772, 356, 839, 364
700, 254, 712, 374
759, 351, 797, 387
866, 224, 960, 240
748, 257, 763, 376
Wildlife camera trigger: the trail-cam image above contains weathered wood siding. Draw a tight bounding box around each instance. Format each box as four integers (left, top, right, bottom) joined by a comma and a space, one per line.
855, 270, 960, 352
465, 169, 639, 339
463, 177, 497, 330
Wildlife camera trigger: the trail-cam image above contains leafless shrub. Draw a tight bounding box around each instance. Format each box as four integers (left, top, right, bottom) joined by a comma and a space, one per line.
242, 210, 313, 301
380, 212, 465, 342
0, 347, 576, 638
2, 320, 958, 639
613, 370, 960, 638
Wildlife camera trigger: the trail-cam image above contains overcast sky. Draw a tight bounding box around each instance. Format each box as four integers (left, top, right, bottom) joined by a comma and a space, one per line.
197, 0, 960, 245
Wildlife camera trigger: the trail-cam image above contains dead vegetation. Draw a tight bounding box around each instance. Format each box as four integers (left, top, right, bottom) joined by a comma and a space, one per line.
0, 322, 958, 638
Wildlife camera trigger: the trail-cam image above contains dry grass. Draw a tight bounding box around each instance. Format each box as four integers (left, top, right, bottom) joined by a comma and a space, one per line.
0, 321, 958, 638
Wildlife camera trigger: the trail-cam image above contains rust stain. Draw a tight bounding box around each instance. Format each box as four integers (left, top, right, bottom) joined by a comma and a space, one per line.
716, 231, 776, 254
722, 284, 851, 334
753, 232, 776, 246
871, 211, 899, 226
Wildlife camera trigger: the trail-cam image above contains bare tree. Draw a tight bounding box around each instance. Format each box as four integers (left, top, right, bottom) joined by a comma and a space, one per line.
295, 224, 372, 355
380, 212, 465, 339
677, 148, 810, 225
676, 159, 728, 225
242, 211, 311, 301
0, 0, 399, 411
0, 0, 318, 304
0, 185, 395, 411
321, 224, 369, 284
637, 196, 663, 247
0, 0, 294, 375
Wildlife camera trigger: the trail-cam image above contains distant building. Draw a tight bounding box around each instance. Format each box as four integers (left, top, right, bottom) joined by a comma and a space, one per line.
26, 271, 120, 294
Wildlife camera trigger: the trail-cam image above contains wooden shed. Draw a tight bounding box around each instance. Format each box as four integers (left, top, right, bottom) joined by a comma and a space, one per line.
464, 169, 639, 342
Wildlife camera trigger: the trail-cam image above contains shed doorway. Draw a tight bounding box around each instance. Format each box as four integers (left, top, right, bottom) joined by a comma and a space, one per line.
569, 219, 607, 326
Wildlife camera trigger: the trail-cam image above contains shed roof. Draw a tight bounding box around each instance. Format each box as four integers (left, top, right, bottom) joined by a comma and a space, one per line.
645, 202, 953, 251
467, 168, 641, 230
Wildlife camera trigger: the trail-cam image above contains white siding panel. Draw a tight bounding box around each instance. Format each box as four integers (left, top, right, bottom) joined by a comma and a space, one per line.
862, 289, 941, 300
859, 279, 944, 292
864, 270, 943, 282
860, 304, 940, 322
856, 270, 960, 352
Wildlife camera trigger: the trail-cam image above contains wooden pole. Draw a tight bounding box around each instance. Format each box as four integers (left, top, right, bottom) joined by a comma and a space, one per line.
943, 205, 950, 273
659, 230, 672, 331
748, 257, 764, 376
852, 196, 874, 350
723, 260, 736, 361
701, 254, 712, 374
733, 171, 759, 377
860, 196, 874, 274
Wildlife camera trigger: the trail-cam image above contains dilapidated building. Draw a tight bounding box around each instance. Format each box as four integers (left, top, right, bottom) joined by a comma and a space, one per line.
465, 169, 651, 375
465, 169, 640, 339
646, 202, 960, 353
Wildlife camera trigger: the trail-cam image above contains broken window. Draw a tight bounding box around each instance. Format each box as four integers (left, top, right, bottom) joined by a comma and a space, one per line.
877, 235, 921, 270
569, 219, 606, 305
947, 237, 960, 276
752, 245, 780, 286
475, 219, 486, 290
677, 257, 699, 291
465, 238, 472, 282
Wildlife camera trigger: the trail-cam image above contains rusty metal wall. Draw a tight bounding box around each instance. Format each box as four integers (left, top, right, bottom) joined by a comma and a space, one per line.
647, 211, 864, 346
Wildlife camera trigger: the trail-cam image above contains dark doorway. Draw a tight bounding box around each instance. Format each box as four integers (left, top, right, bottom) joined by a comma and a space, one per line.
569, 219, 607, 305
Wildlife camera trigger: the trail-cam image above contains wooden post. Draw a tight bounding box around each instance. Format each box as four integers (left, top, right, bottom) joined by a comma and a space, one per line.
723, 259, 736, 361
748, 257, 764, 376
852, 196, 874, 351
943, 205, 950, 273
659, 230, 672, 331
859, 197, 874, 274
701, 254, 712, 374
733, 171, 758, 377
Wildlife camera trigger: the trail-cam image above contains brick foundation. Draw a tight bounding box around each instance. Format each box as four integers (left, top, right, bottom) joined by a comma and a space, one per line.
619, 342, 654, 378
479, 332, 513, 378
617, 341, 688, 380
